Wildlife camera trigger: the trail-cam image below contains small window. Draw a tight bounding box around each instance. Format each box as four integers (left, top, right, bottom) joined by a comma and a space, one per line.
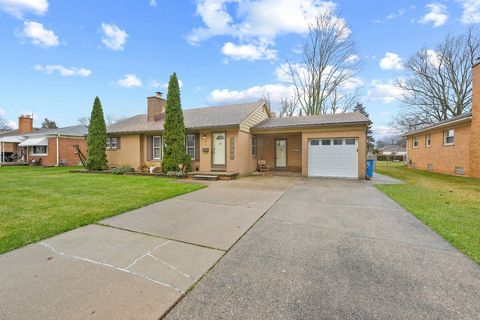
185, 134, 195, 160
31, 146, 47, 155
106, 137, 119, 150
455, 166, 464, 175
425, 134, 431, 147
444, 129, 454, 145
427, 163, 433, 171
310, 140, 319, 146
413, 136, 419, 148
230, 137, 235, 160
153, 136, 162, 160
345, 139, 356, 145
333, 139, 343, 145
252, 136, 257, 157
322, 139, 331, 146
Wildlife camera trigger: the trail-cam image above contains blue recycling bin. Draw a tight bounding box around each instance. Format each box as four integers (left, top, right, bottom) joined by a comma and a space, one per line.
366, 160, 374, 178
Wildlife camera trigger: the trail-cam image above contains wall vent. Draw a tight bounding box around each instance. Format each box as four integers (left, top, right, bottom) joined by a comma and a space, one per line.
427, 164, 433, 171
455, 167, 465, 175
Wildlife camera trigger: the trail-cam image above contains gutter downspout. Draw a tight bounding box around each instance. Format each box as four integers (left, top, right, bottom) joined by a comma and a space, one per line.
1, 141, 3, 165
56, 134, 60, 166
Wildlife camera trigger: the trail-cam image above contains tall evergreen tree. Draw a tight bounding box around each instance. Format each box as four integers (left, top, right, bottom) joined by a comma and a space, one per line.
86, 97, 108, 170
353, 102, 375, 151
162, 73, 191, 172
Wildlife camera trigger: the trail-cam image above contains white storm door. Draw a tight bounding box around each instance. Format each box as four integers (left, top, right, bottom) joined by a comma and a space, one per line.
275, 139, 287, 168
212, 132, 226, 166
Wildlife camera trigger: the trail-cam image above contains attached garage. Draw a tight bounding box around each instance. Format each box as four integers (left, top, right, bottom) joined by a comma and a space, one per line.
252, 113, 370, 179
307, 138, 358, 178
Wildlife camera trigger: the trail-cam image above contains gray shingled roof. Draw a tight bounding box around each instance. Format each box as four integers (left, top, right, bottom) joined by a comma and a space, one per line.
402, 112, 472, 136
252, 112, 370, 130
108, 101, 265, 134
0, 125, 87, 138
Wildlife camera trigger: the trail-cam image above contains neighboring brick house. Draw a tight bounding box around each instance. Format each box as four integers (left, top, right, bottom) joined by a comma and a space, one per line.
0, 115, 87, 166
402, 61, 480, 178
107, 92, 370, 179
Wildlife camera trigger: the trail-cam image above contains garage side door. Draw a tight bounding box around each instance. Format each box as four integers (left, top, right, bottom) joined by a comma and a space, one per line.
308, 138, 358, 178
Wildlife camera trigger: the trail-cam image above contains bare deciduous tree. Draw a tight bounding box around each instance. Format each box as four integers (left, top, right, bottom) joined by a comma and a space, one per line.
279, 96, 298, 117
284, 11, 362, 115
0, 117, 11, 131
395, 29, 480, 131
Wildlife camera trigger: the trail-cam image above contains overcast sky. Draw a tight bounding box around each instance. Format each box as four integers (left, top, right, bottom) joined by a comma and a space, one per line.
0, 0, 478, 137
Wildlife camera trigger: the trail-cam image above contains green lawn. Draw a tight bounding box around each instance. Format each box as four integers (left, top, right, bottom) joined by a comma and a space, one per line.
0, 166, 204, 254
375, 161, 480, 264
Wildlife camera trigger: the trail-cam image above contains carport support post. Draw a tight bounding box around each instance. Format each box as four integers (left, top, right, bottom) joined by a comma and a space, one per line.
1, 141, 3, 164
56, 135, 59, 166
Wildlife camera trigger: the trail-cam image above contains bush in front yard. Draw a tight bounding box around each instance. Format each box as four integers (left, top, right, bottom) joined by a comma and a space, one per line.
86, 97, 108, 170
161, 72, 191, 173
111, 165, 134, 175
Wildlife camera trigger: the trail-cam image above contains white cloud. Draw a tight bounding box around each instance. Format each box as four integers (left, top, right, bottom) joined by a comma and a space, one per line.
188, 0, 342, 61
379, 52, 403, 70
0, 0, 48, 18
149, 0, 157, 7
150, 79, 183, 88
456, 0, 480, 24
386, 8, 406, 20
345, 54, 360, 64
419, 3, 448, 27
221, 42, 277, 60
366, 79, 403, 103
117, 74, 142, 88
101, 23, 128, 51
0, 108, 5, 117
19, 21, 59, 47
34, 64, 92, 77
4, 119, 17, 129
208, 83, 295, 107
372, 125, 401, 138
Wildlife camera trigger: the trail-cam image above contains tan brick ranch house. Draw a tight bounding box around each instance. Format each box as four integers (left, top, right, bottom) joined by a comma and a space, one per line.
106, 93, 370, 179
0, 115, 87, 166
402, 61, 480, 178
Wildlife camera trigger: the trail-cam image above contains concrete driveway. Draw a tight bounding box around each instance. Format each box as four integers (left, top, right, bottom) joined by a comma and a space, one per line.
166, 178, 480, 320
0, 176, 297, 320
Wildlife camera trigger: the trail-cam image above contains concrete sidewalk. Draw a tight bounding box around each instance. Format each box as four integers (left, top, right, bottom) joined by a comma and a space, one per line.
166, 178, 480, 320
0, 176, 297, 320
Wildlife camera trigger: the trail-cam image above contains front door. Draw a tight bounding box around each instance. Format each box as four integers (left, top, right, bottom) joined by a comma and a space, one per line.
212, 132, 226, 166
275, 139, 287, 168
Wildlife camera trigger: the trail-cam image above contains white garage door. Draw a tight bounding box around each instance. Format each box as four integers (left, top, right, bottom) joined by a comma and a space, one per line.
308, 138, 358, 178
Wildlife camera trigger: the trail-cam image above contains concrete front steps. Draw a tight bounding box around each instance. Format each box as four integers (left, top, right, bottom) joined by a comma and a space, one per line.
188, 171, 239, 181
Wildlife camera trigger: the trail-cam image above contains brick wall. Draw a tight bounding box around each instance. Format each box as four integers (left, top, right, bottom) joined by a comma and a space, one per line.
18, 116, 33, 134
28, 137, 87, 166
469, 62, 480, 178
407, 123, 471, 176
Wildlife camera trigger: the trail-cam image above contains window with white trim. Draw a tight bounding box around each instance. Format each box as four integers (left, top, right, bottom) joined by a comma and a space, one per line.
444, 129, 454, 145
153, 136, 162, 159
31, 146, 47, 155
413, 136, 419, 148
425, 134, 431, 147
345, 139, 356, 145
186, 134, 195, 160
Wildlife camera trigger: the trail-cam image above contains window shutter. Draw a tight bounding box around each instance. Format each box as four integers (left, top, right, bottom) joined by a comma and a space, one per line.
147, 136, 153, 160
117, 137, 121, 149
195, 133, 200, 161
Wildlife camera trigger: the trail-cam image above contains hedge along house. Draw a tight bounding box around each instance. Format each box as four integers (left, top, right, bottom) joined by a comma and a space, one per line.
0, 115, 88, 166
106, 92, 370, 178
402, 61, 480, 178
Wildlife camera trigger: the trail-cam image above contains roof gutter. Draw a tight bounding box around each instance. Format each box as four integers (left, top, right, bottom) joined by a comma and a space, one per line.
401, 116, 472, 137
251, 121, 370, 133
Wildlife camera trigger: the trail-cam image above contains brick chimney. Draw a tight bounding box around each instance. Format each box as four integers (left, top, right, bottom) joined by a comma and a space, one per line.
147, 92, 166, 122
18, 115, 33, 134
470, 60, 480, 177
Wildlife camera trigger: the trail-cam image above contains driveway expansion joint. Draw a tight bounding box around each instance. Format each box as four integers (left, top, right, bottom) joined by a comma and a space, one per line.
265, 217, 460, 255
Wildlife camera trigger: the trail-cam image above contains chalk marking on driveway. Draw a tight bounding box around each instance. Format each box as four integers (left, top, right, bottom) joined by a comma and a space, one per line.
40, 242, 185, 294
